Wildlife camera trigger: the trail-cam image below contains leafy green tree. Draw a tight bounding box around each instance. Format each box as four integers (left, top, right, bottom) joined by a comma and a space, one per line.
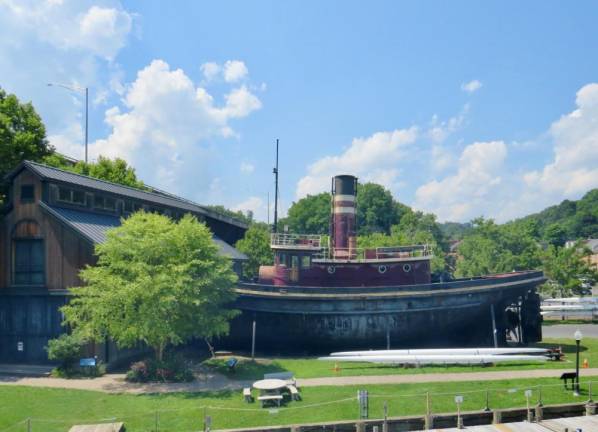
455, 217, 542, 277
356, 183, 403, 235
235, 222, 274, 279
541, 243, 598, 297
282, 192, 331, 234
205, 204, 253, 225
0, 88, 54, 203
62, 212, 238, 361
544, 223, 567, 247
44, 155, 146, 189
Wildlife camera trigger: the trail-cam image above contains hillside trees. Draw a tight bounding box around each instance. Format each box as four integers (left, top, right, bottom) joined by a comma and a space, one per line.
61, 212, 238, 361
541, 242, 598, 297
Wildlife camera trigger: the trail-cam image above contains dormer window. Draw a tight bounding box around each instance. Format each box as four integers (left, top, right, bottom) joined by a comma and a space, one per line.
57, 187, 86, 206
94, 195, 116, 212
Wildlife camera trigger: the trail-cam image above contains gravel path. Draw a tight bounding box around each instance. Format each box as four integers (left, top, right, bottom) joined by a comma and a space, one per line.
2, 368, 598, 394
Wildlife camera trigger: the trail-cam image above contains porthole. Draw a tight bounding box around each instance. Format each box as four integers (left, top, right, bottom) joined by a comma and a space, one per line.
403, 264, 412, 272
378, 265, 387, 274
327, 266, 336, 274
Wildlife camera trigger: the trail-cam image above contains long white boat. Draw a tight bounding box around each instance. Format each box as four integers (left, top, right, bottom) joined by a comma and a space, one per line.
319, 354, 548, 365
329, 347, 549, 357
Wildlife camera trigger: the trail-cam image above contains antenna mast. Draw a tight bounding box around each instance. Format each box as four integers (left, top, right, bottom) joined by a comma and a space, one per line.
273, 139, 279, 232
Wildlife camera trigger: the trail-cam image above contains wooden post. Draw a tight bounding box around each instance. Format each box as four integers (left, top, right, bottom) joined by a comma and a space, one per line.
383, 401, 388, 432
251, 320, 256, 360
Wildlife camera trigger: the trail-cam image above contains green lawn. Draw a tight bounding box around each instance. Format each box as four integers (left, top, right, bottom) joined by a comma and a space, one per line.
1, 376, 597, 431
205, 337, 598, 380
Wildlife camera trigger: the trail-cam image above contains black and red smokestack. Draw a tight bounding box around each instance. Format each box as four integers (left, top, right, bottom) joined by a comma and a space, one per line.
330, 175, 358, 259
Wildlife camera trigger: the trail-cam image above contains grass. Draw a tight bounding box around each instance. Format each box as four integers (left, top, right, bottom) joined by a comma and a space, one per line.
1, 376, 597, 431
204, 337, 598, 380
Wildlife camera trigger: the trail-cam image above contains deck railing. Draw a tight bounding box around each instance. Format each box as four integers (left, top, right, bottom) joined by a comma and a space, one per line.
270, 233, 323, 249
313, 244, 433, 261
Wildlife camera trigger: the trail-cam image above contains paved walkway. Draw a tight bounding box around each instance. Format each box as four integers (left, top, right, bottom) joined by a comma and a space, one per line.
2, 368, 598, 394
542, 323, 598, 338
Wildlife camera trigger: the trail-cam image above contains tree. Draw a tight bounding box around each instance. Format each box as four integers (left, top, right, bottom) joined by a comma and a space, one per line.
282, 192, 331, 234
0, 88, 54, 203
541, 243, 598, 297
61, 212, 238, 361
235, 223, 274, 280
544, 223, 567, 247
356, 183, 401, 235
455, 218, 542, 277
205, 204, 253, 225
44, 155, 146, 190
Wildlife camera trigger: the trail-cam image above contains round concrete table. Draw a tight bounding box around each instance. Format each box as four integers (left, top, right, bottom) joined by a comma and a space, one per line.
252, 378, 287, 392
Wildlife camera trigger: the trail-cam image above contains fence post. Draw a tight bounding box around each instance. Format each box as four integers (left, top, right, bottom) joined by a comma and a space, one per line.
585, 382, 596, 417
424, 392, 433, 430
492, 410, 502, 424
484, 390, 490, 412
383, 401, 389, 432
27, 418, 31, 432
537, 385, 543, 406
155, 410, 159, 432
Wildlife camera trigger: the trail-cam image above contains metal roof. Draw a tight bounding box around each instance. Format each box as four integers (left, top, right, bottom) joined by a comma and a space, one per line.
12, 160, 247, 229
39, 202, 247, 260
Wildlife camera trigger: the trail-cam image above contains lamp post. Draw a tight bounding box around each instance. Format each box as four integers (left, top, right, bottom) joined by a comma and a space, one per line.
47, 83, 89, 163
574, 329, 583, 396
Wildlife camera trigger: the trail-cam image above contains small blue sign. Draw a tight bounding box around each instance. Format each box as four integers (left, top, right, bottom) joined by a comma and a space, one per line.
79, 357, 96, 367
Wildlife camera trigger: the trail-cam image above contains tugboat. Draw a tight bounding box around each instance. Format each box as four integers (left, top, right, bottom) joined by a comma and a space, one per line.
227, 175, 545, 353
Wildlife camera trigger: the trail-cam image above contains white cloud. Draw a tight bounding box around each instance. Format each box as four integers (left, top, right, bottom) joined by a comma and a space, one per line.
0, 0, 135, 157
222, 86, 262, 118
296, 127, 418, 198
200, 62, 221, 82
414, 141, 507, 221
427, 104, 468, 143
461, 79, 483, 93
233, 196, 264, 215
523, 83, 598, 198
223, 60, 249, 83
87, 59, 262, 197
240, 162, 255, 174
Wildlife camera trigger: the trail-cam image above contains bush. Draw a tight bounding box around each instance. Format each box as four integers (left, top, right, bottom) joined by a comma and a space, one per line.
46, 334, 84, 370
126, 355, 194, 383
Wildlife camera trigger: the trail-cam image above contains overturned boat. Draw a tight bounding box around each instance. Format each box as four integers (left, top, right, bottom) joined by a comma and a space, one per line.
226, 175, 545, 353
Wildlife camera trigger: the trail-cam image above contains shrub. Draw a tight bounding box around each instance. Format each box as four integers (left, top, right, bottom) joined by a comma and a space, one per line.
46, 334, 84, 370
126, 355, 194, 383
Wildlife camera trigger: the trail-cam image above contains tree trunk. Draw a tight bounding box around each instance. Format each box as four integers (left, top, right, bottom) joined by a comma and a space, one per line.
155, 342, 165, 362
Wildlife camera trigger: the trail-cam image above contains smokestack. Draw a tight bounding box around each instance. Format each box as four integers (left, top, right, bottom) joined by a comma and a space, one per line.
330, 175, 357, 259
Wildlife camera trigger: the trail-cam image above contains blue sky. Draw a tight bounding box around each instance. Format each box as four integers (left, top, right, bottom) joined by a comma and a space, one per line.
1, 1, 597, 223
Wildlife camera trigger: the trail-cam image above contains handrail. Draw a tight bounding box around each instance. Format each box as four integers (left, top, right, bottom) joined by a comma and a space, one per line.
271, 233, 323, 248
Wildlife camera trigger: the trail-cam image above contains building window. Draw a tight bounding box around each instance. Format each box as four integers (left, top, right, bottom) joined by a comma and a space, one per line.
20, 185, 35, 203
93, 194, 117, 212
57, 187, 86, 206
13, 239, 44, 285
301, 255, 311, 269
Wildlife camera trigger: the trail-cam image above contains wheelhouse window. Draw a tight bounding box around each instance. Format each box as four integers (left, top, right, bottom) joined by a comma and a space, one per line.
20, 185, 34, 203
13, 239, 44, 285
301, 255, 311, 269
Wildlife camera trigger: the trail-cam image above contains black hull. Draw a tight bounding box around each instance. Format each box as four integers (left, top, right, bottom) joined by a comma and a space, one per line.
223, 271, 545, 354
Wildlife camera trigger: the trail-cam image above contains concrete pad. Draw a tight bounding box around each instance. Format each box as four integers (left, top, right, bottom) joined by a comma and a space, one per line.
68, 422, 124, 432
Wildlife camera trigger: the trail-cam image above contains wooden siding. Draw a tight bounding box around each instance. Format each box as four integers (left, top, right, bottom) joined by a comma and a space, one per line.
0, 169, 94, 291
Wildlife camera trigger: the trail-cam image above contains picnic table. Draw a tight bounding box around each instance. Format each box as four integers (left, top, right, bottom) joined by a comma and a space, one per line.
257, 394, 283, 407
253, 379, 288, 407
252, 378, 287, 392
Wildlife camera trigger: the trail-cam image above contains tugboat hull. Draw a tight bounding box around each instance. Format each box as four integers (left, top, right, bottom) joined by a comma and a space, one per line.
225, 271, 545, 354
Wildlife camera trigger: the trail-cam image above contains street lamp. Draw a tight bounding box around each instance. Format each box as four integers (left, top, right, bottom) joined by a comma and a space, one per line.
47, 83, 89, 163
574, 329, 583, 396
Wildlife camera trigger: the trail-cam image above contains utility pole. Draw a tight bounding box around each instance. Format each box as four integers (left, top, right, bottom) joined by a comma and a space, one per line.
273, 139, 279, 233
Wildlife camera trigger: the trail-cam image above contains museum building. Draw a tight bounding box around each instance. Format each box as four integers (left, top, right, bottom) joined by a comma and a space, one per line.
0, 161, 248, 363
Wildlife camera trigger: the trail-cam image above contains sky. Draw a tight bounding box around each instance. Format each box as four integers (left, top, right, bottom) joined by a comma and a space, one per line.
1, 1, 597, 223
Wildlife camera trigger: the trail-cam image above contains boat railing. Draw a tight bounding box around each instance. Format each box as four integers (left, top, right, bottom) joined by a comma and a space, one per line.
271, 233, 323, 249
313, 244, 433, 261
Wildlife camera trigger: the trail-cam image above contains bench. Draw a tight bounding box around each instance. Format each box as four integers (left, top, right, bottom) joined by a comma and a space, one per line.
226, 357, 238, 373
243, 387, 253, 403
560, 372, 578, 389
264, 372, 296, 386
287, 384, 301, 401
257, 394, 283, 408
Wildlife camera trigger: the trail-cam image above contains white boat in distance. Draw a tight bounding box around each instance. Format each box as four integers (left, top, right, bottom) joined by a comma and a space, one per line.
319, 354, 548, 365
329, 347, 549, 357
